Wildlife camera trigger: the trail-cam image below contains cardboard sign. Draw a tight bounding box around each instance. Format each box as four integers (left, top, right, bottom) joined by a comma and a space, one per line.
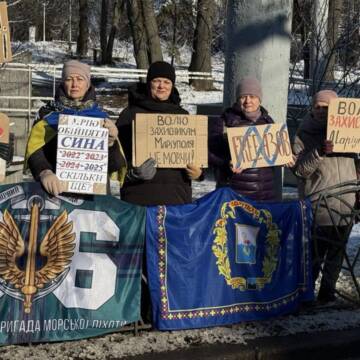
0, 112, 9, 182
56, 115, 109, 195
133, 113, 208, 168
227, 123, 293, 169
0, 2, 12, 63
327, 98, 360, 153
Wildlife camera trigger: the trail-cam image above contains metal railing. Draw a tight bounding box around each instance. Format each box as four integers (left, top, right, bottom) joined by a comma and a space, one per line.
0, 62, 214, 125
310, 181, 360, 304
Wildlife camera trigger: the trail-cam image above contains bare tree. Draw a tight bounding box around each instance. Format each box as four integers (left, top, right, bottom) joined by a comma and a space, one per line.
7, 0, 23, 7
100, 0, 110, 64
189, 0, 215, 90
77, 0, 89, 58
170, 0, 177, 66
126, 0, 149, 69
340, 0, 360, 69
157, 0, 194, 63
8, 0, 70, 41
288, 0, 360, 122
140, 0, 163, 62
324, 0, 343, 81
104, 0, 120, 64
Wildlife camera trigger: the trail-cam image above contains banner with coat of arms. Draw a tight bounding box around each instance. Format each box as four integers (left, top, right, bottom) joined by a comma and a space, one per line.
146, 187, 314, 330
0, 182, 145, 345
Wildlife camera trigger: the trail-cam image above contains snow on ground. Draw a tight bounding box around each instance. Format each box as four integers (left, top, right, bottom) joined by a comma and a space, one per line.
2, 41, 360, 358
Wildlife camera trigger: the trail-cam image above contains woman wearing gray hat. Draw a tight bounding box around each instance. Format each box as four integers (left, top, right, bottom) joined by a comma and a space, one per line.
209, 77, 293, 201
293, 89, 359, 304
25, 60, 126, 196
117, 61, 203, 206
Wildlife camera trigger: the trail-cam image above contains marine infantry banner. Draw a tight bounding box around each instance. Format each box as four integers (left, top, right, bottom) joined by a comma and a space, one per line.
146, 188, 314, 330
0, 182, 145, 345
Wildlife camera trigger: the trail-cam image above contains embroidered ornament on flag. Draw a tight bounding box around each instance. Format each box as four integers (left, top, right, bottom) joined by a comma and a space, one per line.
146, 187, 313, 330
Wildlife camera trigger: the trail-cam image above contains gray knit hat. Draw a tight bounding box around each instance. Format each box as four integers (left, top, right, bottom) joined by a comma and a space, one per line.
312, 89, 338, 105
62, 60, 91, 88
236, 77, 262, 101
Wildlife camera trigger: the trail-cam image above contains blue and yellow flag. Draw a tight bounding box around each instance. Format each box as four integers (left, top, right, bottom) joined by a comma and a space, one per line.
0, 182, 145, 345
146, 187, 313, 330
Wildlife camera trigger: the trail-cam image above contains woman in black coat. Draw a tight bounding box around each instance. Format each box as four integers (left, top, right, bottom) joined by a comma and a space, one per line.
117, 61, 203, 206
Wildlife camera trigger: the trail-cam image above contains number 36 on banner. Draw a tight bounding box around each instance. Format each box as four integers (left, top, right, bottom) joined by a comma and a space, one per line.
53, 210, 120, 310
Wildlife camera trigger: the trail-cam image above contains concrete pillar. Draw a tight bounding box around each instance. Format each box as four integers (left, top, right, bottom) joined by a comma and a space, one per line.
223, 0, 293, 199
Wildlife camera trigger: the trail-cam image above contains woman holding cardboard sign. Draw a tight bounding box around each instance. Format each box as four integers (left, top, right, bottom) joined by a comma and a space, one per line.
293, 89, 359, 304
117, 61, 203, 324
25, 60, 126, 196
209, 77, 294, 201
116, 61, 203, 206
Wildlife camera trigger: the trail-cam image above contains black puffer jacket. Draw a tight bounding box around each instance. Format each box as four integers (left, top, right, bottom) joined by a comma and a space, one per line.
116, 83, 192, 206
209, 103, 276, 201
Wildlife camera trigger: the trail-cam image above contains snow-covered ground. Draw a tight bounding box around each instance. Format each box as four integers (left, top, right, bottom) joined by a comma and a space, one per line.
1, 41, 359, 358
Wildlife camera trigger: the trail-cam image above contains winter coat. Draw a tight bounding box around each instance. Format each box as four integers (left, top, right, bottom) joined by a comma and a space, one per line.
209, 103, 276, 201
25, 84, 127, 188
116, 82, 193, 206
292, 114, 359, 225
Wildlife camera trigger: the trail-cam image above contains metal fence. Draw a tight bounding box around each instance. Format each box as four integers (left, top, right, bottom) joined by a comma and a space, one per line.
0, 62, 214, 116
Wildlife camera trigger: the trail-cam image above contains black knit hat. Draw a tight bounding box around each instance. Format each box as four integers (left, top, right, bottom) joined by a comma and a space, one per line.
146, 61, 176, 84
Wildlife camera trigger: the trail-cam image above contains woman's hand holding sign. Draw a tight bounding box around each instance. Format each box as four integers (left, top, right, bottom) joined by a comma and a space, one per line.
186, 164, 202, 180
322, 139, 334, 155
230, 160, 244, 174
103, 119, 118, 147
284, 154, 297, 168
40, 169, 64, 196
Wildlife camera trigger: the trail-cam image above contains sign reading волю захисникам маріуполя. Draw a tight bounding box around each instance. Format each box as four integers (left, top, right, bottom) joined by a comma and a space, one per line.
327, 98, 360, 153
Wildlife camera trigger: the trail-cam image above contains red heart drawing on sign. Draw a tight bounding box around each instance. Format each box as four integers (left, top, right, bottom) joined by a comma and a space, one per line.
0, 128, 4, 137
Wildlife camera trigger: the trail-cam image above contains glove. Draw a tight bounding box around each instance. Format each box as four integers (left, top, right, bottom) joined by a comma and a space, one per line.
319, 140, 334, 156
39, 169, 63, 196
103, 119, 118, 147
186, 164, 202, 180
128, 158, 157, 181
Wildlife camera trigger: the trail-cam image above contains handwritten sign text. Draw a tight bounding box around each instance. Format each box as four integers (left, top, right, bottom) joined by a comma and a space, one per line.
227, 123, 292, 169
327, 98, 360, 152
133, 113, 208, 168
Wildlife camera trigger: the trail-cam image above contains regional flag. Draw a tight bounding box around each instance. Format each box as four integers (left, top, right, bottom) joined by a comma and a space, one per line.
0, 182, 145, 345
146, 187, 313, 330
